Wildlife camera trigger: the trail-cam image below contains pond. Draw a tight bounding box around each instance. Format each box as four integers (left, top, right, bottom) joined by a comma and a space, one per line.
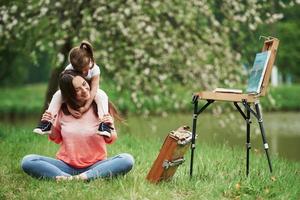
1, 112, 300, 162
123, 112, 300, 162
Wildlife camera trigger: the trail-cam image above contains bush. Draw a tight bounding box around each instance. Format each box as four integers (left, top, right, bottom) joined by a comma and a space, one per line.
261, 84, 300, 111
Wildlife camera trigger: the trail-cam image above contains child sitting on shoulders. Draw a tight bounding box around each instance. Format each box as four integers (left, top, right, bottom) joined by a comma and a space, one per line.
34, 40, 113, 137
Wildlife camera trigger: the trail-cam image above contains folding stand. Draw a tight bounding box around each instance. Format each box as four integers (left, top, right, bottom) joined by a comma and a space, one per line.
190, 98, 272, 177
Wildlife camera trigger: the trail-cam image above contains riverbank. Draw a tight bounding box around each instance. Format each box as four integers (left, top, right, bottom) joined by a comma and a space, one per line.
0, 84, 300, 117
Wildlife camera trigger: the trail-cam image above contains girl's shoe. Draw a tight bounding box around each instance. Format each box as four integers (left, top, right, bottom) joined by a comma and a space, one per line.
97, 122, 113, 137
33, 121, 52, 135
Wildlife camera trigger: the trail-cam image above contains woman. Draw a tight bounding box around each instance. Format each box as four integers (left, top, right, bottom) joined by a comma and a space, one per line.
21, 70, 134, 181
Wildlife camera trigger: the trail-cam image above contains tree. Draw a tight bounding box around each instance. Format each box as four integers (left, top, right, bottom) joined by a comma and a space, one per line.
276, 3, 300, 82
1, 0, 297, 114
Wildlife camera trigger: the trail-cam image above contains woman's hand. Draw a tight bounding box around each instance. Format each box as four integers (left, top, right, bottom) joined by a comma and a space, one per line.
67, 105, 82, 118
99, 114, 117, 143
79, 105, 89, 114
100, 114, 115, 129
41, 111, 53, 122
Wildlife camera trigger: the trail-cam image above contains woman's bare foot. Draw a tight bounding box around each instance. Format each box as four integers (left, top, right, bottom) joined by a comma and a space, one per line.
56, 176, 70, 181
75, 174, 88, 180
56, 174, 88, 181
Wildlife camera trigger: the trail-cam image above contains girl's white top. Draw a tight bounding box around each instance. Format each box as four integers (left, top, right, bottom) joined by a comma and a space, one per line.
65, 63, 100, 80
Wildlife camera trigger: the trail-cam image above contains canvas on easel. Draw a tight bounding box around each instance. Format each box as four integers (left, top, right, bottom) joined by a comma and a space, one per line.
246, 50, 271, 94
213, 50, 271, 95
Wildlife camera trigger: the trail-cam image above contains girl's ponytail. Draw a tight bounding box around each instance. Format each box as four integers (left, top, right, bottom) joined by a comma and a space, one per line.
80, 41, 94, 66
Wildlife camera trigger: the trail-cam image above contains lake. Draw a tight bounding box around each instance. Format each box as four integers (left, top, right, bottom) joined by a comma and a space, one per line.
122, 112, 300, 162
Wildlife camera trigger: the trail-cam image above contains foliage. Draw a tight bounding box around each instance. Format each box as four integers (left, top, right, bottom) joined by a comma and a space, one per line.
0, 0, 299, 114
0, 84, 45, 117
276, 4, 300, 82
262, 84, 300, 111
0, 47, 30, 86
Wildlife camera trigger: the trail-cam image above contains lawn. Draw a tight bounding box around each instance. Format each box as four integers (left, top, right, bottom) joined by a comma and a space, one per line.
0, 121, 299, 200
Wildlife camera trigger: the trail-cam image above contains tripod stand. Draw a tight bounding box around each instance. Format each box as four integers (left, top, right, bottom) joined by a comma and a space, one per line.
189, 96, 273, 177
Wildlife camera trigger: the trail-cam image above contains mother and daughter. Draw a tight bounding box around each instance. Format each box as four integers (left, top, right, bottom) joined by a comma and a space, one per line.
21, 41, 134, 181
34, 41, 111, 136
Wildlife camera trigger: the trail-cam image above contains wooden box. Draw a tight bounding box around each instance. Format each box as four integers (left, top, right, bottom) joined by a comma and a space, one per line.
146, 126, 192, 183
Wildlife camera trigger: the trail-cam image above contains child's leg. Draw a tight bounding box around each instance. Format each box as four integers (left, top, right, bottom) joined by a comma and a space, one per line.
95, 89, 112, 136
47, 90, 63, 118
94, 89, 109, 119
34, 90, 63, 134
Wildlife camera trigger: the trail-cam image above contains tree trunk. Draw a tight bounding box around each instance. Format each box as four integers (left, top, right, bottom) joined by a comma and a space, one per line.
41, 39, 72, 116
42, 67, 63, 112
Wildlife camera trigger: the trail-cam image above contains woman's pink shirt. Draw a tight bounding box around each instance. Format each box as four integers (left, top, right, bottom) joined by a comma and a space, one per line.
49, 107, 117, 168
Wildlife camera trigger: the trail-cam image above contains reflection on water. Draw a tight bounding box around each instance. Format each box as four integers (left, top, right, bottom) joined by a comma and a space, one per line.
1, 112, 300, 162
123, 112, 300, 162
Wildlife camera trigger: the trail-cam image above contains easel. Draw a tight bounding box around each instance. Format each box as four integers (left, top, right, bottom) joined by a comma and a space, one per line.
190, 37, 279, 177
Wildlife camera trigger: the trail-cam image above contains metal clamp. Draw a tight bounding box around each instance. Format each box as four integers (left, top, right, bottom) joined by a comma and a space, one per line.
162, 158, 185, 170
177, 136, 192, 146
246, 142, 251, 149
246, 119, 252, 124
264, 143, 269, 149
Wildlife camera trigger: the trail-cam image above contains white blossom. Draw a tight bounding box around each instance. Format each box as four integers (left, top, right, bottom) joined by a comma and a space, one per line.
11, 5, 17, 13
2, 11, 8, 22
143, 68, 150, 75
40, 7, 48, 15
57, 53, 65, 65
55, 2, 61, 7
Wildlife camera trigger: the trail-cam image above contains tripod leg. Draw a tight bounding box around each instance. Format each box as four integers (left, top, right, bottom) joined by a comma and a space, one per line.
189, 98, 213, 178
246, 103, 251, 176
254, 102, 273, 173
190, 116, 197, 178
190, 96, 198, 178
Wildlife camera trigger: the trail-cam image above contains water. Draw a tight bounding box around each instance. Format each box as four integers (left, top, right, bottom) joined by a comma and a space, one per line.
122, 112, 300, 162
1, 112, 300, 162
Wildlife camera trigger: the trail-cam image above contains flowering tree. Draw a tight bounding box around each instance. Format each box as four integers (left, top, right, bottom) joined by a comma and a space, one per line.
1, 0, 297, 114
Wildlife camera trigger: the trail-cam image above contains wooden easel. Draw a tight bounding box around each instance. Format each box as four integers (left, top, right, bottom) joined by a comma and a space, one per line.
190, 37, 280, 177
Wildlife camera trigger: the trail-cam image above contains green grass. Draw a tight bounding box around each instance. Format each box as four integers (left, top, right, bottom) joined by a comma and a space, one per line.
0, 122, 299, 200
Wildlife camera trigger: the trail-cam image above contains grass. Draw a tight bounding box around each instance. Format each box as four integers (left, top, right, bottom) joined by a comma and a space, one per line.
0, 120, 299, 200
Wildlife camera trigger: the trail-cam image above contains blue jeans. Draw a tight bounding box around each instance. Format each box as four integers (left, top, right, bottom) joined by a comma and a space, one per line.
21, 153, 134, 181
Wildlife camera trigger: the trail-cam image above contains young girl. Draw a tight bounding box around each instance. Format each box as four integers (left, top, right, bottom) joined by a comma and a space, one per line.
33, 41, 113, 137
